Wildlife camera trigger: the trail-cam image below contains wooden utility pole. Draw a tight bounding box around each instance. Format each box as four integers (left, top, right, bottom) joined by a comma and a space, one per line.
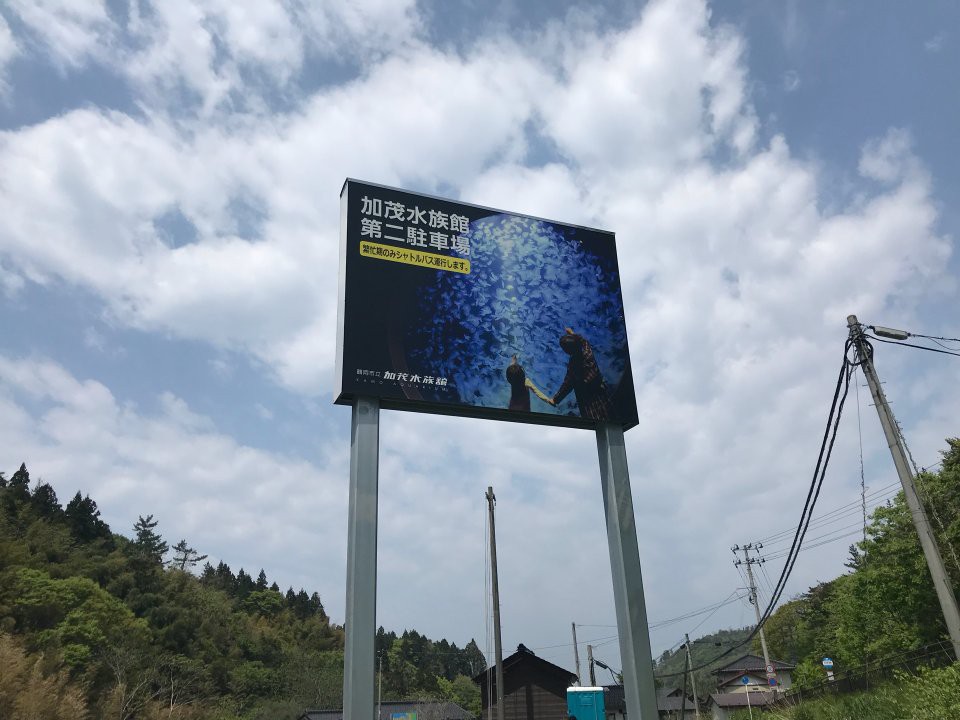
847, 315, 960, 659
572, 623, 582, 685
486, 487, 505, 720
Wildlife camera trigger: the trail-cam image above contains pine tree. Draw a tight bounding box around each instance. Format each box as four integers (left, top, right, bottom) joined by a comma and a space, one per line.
235, 569, 254, 598
64, 492, 112, 544
9, 462, 30, 498
132, 514, 168, 564
170, 539, 208, 571
256, 569, 268, 591
31, 483, 63, 519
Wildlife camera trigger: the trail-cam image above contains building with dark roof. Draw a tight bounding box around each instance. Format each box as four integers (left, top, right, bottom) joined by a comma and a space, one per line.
297, 700, 473, 720
474, 644, 578, 720
706, 690, 776, 720
714, 654, 795, 692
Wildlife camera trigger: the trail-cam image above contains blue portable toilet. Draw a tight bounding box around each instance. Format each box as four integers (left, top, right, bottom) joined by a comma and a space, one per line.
567, 686, 605, 720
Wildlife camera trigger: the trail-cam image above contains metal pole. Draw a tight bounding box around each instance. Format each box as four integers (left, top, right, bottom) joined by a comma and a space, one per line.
486, 487, 505, 720
847, 315, 960, 659
587, 644, 596, 686
684, 634, 701, 720
572, 623, 582, 685
596, 422, 659, 720
343, 397, 380, 720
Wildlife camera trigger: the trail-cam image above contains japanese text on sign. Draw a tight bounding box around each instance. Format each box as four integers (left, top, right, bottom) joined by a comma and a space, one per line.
360, 240, 470, 274
359, 195, 472, 256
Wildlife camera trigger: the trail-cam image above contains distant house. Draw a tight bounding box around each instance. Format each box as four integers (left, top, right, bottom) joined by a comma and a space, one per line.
474, 644, 577, 720
604, 685, 698, 720
706, 691, 776, 720
713, 654, 795, 693
706, 653, 795, 720
298, 700, 473, 720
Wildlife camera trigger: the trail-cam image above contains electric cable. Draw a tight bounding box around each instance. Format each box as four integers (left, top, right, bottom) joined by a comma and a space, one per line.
656, 338, 855, 678
865, 333, 960, 358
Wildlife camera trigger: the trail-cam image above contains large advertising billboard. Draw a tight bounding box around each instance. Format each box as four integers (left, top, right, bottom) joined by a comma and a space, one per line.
335, 179, 638, 430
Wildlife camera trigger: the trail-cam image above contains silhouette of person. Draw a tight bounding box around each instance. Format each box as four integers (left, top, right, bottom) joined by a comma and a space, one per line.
505, 355, 551, 411
549, 328, 612, 420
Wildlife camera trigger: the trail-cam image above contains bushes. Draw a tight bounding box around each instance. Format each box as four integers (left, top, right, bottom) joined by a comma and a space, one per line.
754, 663, 960, 720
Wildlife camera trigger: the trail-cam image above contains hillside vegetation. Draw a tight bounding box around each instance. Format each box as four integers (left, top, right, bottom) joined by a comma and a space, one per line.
0, 464, 482, 719
656, 437, 960, 713
756, 438, 960, 689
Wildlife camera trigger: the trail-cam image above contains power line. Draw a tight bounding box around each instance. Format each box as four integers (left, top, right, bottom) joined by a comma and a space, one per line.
754, 482, 900, 547
656, 338, 855, 679
866, 333, 960, 358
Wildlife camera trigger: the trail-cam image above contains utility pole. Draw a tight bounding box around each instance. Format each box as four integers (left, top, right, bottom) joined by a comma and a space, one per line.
377, 651, 383, 720
733, 543, 775, 691
572, 623, 582, 685
486, 487, 506, 720
684, 633, 701, 720
679, 646, 689, 720
847, 316, 960, 660
587, 644, 597, 686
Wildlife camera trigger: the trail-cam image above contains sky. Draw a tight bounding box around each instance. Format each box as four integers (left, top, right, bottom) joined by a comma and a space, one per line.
1, 0, 959, 678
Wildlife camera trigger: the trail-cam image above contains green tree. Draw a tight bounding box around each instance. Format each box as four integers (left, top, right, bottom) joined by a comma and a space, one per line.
63, 492, 112, 545
30, 484, 63, 520
169, 540, 207, 571
9, 463, 30, 498
131, 515, 168, 564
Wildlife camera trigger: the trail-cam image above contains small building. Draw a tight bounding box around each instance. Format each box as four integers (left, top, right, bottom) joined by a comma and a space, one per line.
706, 691, 775, 720
714, 654, 795, 693
474, 644, 578, 720
298, 700, 473, 720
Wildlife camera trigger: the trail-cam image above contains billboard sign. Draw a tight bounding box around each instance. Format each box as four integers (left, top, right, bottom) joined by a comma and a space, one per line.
335, 179, 639, 430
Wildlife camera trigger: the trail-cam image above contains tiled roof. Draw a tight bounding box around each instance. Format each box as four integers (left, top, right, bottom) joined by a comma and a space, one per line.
716, 654, 796, 673
708, 691, 776, 708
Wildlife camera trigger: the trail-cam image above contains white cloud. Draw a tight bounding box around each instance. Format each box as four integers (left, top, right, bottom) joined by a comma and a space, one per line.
0, 13, 20, 93
5, 0, 114, 69
858, 128, 920, 184
0, 0, 957, 660
924, 33, 945, 53
0, 354, 350, 603
782, 69, 800, 92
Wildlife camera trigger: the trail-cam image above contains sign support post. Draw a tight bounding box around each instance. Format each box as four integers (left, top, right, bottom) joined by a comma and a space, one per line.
596, 422, 658, 720
343, 397, 380, 720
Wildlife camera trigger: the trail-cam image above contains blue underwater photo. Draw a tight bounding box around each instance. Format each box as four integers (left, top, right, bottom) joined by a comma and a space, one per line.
406, 214, 630, 419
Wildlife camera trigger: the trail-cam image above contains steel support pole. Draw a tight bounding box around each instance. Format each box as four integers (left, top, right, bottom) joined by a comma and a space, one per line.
343, 397, 380, 720
847, 316, 960, 660
486, 487, 505, 720
596, 422, 659, 720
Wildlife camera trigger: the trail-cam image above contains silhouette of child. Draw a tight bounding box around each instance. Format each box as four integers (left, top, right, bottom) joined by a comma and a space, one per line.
505, 355, 551, 411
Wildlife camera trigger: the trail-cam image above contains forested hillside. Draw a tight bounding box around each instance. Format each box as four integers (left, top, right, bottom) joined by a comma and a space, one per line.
0, 464, 483, 719
656, 438, 960, 701
755, 438, 960, 689
654, 626, 751, 695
